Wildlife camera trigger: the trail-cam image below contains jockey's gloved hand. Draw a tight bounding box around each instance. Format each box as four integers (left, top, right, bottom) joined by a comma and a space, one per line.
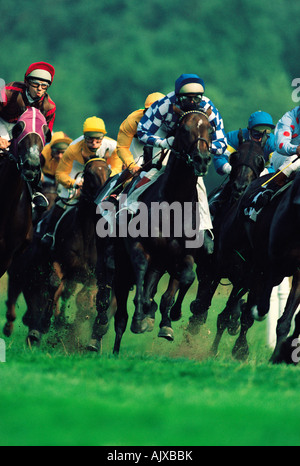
253, 188, 274, 210
155, 136, 174, 150
222, 163, 232, 175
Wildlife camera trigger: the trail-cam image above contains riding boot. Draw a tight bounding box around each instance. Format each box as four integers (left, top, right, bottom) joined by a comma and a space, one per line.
253, 171, 288, 211
40, 203, 65, 248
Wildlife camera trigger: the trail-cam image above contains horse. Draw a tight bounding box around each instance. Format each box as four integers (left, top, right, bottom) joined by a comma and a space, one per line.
90, 108, 213, 354
3, 157, 112, 345
0, 107, 51, 279
169, 137, 266, 355
224, 171, 300, 363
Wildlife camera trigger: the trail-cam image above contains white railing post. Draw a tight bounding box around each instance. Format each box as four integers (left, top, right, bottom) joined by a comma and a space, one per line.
267, 277, 290, 348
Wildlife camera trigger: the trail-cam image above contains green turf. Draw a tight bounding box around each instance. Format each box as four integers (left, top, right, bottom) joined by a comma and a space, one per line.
0, 274, 300, 446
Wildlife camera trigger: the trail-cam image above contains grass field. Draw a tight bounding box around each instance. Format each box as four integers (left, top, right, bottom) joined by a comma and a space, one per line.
0, 273, 300, 447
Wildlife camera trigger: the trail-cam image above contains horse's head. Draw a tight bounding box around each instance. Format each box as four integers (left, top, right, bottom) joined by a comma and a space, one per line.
172, 108, 213, 176
11, 108, 51, 182
229, 138, 265, 200
81, 157, 112, 202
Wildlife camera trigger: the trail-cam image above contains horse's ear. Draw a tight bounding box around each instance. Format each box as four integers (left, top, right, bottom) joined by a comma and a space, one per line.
12, 121, 25, 140
43, 125, 52, 144
238, 128, 244, 146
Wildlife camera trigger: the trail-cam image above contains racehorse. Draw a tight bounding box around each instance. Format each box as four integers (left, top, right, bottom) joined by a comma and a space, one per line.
226, 171, 300, 363
4, 157, 112, 345
90, 108, 213, 354
0, 107, 51, 278
169, 137, 266, 354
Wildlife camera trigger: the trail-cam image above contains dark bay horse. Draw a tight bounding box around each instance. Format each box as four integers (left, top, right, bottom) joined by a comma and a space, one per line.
169, 137, 266, 353
91, 108, 213, 354
4, 157, 112, 345
225, 171, 300, 363
0, 107, 50, 278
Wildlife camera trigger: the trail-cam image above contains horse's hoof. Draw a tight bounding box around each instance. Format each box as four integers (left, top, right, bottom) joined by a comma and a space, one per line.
158, 326, 174, 341
130, 318, 148, 334
3, 322, 13, 337
87, 339, 101, 352
27, 330, 42, 346
251, 306, 267, 322
92, 322, 109, 339
232, 343, 249, 361
146, 317, 155, 332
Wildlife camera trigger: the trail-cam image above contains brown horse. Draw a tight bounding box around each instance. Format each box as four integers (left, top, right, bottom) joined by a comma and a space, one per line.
90, 109, 213, 354
0, 107, 51, 279
3, 157, 112, 345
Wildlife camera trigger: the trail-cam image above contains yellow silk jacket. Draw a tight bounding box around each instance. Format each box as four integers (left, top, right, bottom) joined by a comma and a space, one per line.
56, 136, 123, 189
117, 108, 145, 169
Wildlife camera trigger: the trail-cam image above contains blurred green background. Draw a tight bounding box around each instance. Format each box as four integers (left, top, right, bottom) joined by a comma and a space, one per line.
1, 0, 299, 192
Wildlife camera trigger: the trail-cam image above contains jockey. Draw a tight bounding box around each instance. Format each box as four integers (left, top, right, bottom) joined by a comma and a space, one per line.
137, 73, 227, 253
0, 61, 56, 207
55, 116, 122, 190
40, 131, 72, 186
0, 62, 56, 149
213, 111, 276, 176
252, 106, 300, 212
210, 111, 276, 217
117, 92, 165, 174
41, 116, 122, 247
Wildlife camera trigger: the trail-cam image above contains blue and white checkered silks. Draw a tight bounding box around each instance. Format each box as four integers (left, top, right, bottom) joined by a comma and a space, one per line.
137, 91, 227, 156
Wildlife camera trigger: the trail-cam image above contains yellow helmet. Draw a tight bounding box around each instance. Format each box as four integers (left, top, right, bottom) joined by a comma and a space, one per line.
83, 116, 107, 135
144, 92, 165, 108
50, 131, 72, 150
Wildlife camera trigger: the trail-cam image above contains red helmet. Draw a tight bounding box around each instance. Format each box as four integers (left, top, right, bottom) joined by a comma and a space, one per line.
25, 62, 55, 84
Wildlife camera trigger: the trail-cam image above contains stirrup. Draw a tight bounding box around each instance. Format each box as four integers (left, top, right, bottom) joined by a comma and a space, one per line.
32, 191, 49, 208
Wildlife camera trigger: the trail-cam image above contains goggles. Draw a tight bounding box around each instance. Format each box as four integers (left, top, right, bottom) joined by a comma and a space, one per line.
178, 94, 203, 105
28, 80, 49, 90
84, 135, 104, 142
250, 128, 271, 140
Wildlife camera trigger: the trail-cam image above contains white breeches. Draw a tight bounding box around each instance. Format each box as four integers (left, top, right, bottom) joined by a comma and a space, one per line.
0, 117, 14, 140
271, 151, 300, 177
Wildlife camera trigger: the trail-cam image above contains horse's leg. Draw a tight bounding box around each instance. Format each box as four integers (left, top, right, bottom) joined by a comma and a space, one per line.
143, 268, 163, 332
3, 269, 23, 337
186, 252, 219, 334
88, 238, 115, 351
130, 242, 149, 334
113, 280, 130, 355
232, 296, 254, 361
210, 287, 245, 356
270, 272, 300, 364
158, 277, 179, 341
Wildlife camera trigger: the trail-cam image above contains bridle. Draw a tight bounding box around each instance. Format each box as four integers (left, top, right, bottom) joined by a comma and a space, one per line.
230, 141, 265, 180
172, 109, 212, 165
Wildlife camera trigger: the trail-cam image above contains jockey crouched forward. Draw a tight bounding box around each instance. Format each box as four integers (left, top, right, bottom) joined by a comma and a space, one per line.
250, 105, 300, 213
136, 73, 228, 254
40, 116, 123, 248
210, 110, 276, 218
0, 62, 56, 208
